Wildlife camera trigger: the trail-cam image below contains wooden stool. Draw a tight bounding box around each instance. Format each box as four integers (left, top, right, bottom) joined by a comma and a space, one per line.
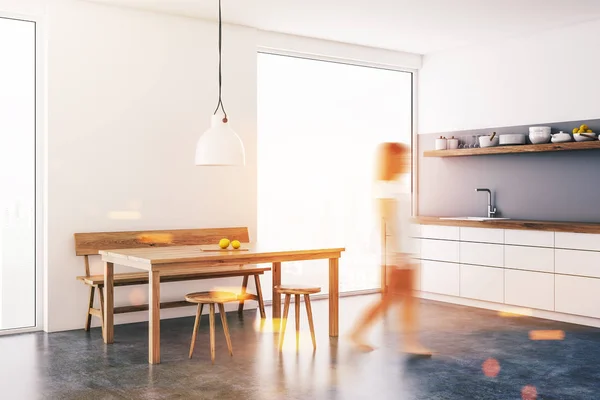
276, 285, 321, 350
185, 291, 238, 362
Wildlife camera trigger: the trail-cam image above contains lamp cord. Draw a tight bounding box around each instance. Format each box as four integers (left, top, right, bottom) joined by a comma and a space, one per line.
213, 0, 228, 122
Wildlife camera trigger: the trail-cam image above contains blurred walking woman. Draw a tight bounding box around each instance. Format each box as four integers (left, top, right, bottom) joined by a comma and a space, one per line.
349, 142, 432, 356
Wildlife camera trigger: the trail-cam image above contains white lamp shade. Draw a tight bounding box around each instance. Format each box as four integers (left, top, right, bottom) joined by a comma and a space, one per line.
195, 114, 246, 166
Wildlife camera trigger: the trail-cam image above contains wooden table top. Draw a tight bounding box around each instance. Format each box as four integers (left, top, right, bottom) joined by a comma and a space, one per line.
99, 244, 345, 265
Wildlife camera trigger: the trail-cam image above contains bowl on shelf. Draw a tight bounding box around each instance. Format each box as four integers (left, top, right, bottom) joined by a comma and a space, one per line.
529, 126, 552, 144
573, 132, 597, 142
499, 133, 526, 145
479, 134, 500, 148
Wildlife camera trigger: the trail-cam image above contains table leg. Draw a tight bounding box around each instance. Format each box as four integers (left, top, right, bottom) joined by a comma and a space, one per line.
103, 262, 114, 344
329, 257, 339, 337
149, 270, 161, 364
272, 262, 281, 319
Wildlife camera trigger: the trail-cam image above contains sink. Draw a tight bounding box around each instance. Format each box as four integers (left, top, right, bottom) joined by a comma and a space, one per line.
439, 217, 511, 222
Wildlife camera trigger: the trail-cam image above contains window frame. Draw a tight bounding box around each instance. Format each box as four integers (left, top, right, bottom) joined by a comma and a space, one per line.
0, 11, 45, 335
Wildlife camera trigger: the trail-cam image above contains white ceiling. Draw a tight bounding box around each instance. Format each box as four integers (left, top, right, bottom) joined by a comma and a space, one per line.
88, 0, 600, 54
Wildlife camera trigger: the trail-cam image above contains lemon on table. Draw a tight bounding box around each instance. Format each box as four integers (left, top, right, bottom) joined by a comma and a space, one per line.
231, 240, 241, 249
219, 238, 230, 249
581, 124, 589, 130
573, 128, 579, 134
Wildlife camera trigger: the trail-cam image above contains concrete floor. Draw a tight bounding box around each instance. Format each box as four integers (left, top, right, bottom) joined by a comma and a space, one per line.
1, 294, 600, 399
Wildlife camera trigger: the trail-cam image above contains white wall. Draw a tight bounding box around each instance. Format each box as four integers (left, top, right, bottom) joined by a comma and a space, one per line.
1, 0, 422, 333
418, 18, 600, 134
44, 0, 258, 332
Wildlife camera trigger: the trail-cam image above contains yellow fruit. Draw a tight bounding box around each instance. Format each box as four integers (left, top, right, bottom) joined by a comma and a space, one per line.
219, 238, 230, 249
581, 124, 588, 130
572, 128, 579, 134
231, 240, 241, 249
587, 129, 593, 133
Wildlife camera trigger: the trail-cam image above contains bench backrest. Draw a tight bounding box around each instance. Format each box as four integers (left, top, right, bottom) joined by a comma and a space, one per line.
74, 227, 250, 256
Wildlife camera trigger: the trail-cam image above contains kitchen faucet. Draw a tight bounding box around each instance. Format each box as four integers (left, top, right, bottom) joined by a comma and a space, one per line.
476, 188, 497, 218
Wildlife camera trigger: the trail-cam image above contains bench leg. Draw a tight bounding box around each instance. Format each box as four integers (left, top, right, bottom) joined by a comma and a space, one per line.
238, 275, 249, 314
218, 303, 233, 356
85, 286, 96, 331
279, 294, 291, 351
254, 274, 266, 319
98, 286, 105, 337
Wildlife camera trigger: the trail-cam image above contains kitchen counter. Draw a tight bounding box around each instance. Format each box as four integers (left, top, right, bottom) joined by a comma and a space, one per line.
415, 216, 600, 234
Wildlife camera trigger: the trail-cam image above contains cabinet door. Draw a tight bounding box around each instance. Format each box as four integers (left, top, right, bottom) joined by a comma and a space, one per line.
420, 225, 460, 240
420, 260, 459, 296
504, 269, 554, 311
505, 230, 554, 248
460, 264, 504, 303
555, 275, 600, 318
460, 241, 503, 267
460, 227, 504, 244
421, 239, 459, 263
555, 249, 600, 278
505, 245, 554, 273
555, 232, 600, 252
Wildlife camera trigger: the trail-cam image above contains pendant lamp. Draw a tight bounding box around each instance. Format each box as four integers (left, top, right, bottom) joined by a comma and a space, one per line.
195, 0, 245, 166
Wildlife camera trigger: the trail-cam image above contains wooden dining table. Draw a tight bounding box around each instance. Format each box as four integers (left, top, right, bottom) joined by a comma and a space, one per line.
99, 244, 345, 364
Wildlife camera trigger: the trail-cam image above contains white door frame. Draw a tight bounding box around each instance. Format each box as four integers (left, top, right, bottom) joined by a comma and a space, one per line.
0, 10, 45, 335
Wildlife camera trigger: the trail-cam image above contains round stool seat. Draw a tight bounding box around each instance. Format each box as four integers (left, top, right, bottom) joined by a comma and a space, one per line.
275, 285, 321, 295
185, 291, 239, 304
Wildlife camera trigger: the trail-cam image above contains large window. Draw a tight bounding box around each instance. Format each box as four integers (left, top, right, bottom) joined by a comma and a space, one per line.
257, 53, 413, 296
0, 16, 37, 331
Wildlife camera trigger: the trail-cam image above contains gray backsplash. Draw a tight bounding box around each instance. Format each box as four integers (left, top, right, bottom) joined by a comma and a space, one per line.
417, 119, 600, 223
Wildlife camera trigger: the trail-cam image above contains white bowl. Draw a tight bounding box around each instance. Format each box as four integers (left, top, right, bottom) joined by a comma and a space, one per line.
551, 132, 572, 143
479, 135, 500, 147
573, 132, 597, 142
529, 126, 551, 135
499, 133, 526, 145
529, 131, 552, 144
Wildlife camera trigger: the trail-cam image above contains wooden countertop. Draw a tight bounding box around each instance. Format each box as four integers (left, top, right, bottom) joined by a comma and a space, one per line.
415, 216, 600, 234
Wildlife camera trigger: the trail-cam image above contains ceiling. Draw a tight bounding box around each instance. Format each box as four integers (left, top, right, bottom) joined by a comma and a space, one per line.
87, 0, 600, 54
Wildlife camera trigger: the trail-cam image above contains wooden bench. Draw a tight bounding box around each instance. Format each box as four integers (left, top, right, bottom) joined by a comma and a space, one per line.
74, 227, 269, 333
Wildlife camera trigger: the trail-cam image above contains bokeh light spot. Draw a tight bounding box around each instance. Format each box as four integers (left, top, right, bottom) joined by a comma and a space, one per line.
482, 358, 501, 377
521, 385, 537, 400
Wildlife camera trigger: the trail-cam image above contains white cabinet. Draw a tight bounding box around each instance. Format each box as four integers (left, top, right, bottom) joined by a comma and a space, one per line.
505, 245, 554, 273
460, 241, 503, 267
504, 269, 554, 311
420, 225, 459, 240
460, 227, 503, 244
459, 264, 504, 303
420, 260, 459, 296
505, 230, 554, 248
555, 275, 600, 318
421, 239, 459, 263
555, 249, 600, 278
555, 232, 600, 251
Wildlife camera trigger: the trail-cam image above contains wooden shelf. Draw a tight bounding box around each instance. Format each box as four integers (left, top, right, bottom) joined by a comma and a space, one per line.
424, 140, 600, 157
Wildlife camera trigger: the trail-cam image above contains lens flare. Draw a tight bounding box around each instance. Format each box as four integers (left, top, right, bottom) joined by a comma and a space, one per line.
137, 233, 173, 244
521, 385, 537, 400
128, 288, 146, 306
498, 307, 532, 317
529, 330, 565, 341
482, 358, 500, 377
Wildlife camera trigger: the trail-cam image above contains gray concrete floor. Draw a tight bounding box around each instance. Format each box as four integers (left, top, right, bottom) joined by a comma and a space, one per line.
1, 294, 600, 399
